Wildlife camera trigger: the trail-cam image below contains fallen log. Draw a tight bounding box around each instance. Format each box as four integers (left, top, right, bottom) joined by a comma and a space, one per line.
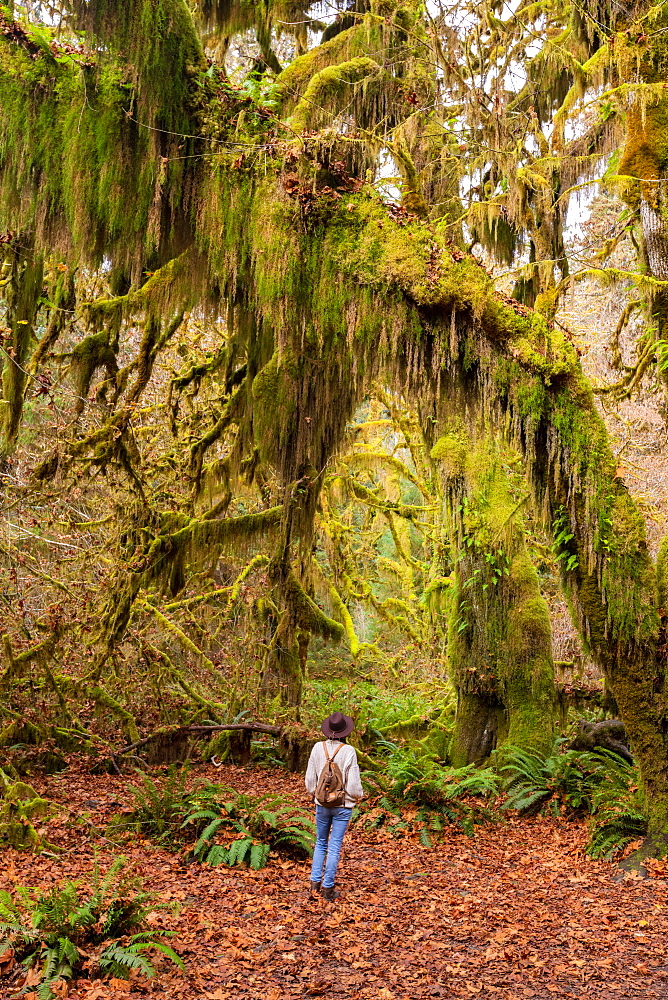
93, 721, 301, 772
115, 722, 282, 758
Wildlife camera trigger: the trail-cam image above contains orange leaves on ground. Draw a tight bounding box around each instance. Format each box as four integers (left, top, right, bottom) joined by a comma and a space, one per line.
1, 762, 667, 998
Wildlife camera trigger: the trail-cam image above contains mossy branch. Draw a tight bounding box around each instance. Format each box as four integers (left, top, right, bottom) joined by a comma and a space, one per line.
139, 600, 218, 675
287, 56, 381, 132
284, 569, 344, 642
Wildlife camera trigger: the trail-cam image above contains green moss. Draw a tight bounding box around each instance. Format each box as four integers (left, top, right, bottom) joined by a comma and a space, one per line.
143, 505, 283, 586
288, 56, 381, 132
430, 434, 466, 478
619, 92, 668, 205
71, 0, 205, 123
0, 720, 44, 747
446, 441, 555, 762
275, 24, 363, 104
0, 19, 201, 274
69, 331, 118, 412
284, 570, 344, 642
251, 351, 300, 466
0, 769, 50, 851
450, 692, 506, 768
0, 247, 43, 460
657, 535, 668, 610
206, 730, 231, 762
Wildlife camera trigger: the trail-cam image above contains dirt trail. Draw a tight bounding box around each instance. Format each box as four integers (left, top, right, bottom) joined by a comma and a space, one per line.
1, 762, 666, 1000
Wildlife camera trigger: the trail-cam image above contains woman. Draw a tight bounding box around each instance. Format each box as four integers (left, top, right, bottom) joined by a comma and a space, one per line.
305, 711, 364, 900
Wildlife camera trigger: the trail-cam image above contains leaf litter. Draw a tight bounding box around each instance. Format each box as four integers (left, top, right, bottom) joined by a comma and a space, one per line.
1, 760, 667, 1000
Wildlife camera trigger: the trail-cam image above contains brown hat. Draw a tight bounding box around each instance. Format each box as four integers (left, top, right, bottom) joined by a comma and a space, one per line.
321, 711, 354, 739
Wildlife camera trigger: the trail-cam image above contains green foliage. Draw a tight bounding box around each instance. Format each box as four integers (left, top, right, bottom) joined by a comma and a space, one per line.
302, 679, 455, 741
112, 766, 314, 867
552, 506, 579, 572
500, 743, 606, 813
500, 741, 645, 854
181, 785, 315, 868
124, 762, 191, 842
361, 741, 499, 836
586, 754, 647, 858
99, 934, 184, 980
0, 856, 181, 998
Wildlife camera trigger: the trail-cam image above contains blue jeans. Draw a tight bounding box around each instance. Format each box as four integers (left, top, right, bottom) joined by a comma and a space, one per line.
310, 805, 352, 888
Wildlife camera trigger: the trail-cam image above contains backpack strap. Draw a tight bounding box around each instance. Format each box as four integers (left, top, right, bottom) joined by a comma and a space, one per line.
323, 741, 344, 763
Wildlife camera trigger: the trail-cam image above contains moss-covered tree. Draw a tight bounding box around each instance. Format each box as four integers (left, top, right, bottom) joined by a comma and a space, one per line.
434, 434, 555, 765
2, 0, 668, 856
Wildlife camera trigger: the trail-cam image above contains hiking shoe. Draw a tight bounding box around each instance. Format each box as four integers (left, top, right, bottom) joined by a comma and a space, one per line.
310, 881, 321, 893
321, 885, 340, 901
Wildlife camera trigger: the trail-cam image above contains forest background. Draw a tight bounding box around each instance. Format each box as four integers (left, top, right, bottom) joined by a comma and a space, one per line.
3, 1, 668, 994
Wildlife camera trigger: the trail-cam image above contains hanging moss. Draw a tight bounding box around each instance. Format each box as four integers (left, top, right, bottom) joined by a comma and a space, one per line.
0, 244, 43, 461
0, 18, 201, 277
1, 0, 668, 841
284, 570, 344, 642
71, 0, 206, 125
142, 505, 283, 588
251, 350, 298, 466
69, 331, 119, 414
430, 434, 467, 480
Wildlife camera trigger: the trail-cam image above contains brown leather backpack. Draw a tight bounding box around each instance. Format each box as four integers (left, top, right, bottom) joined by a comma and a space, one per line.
315, 742, 346, 807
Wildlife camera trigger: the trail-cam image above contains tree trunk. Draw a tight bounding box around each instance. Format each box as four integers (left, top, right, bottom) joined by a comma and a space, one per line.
437, 435, 555, 765
0, 241, 43, 466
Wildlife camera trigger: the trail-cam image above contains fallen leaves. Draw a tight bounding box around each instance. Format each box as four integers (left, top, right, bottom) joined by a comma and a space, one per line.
1, 761, 668, 999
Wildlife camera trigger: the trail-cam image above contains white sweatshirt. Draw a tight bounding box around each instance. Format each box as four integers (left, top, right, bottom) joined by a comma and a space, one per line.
305, 739, 364, 809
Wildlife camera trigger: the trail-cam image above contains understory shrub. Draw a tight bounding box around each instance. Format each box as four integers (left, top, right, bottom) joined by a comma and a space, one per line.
112, 766, 314, 868
360, 741, 500, 837
499, 743, 647, 857
121, 763, 192, 842
182, 786, 315, 867
0, 857, 182, 999
586, 762, 647, 859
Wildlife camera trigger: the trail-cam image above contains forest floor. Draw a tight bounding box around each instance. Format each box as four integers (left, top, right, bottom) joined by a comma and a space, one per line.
1, 761, 667, 1000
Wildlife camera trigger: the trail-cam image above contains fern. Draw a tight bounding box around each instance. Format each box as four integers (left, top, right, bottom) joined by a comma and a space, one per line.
376, 742, 499, 807
126, 763, 193, 842
204, 845, 229, 866
500, 741, 644, 832
193, 817, 225, 858
98, 941, 155, 979
180, 785, 314, 867
0, 859, 182, 992
586, 762, 647, 858
99, 935, 184, 979
227, 837, 253, 866
250, 843, 270, 869
362, 742, 499, 837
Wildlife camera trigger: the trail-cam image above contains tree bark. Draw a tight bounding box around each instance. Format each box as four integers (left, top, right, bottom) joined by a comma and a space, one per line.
438, 435, 555, 765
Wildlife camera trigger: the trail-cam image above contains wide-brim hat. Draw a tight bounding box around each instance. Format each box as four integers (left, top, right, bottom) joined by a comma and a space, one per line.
321, 711, 354, 739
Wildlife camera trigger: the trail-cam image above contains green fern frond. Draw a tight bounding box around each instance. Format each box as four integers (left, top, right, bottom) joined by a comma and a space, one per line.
99, 942, 155, 979
131, 940, 185, 970
204, 845, 229, 866
250, 843, 270, 869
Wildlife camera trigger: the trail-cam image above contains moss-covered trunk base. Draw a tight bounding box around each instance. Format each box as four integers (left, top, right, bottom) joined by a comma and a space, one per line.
450, 692, 506, 767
